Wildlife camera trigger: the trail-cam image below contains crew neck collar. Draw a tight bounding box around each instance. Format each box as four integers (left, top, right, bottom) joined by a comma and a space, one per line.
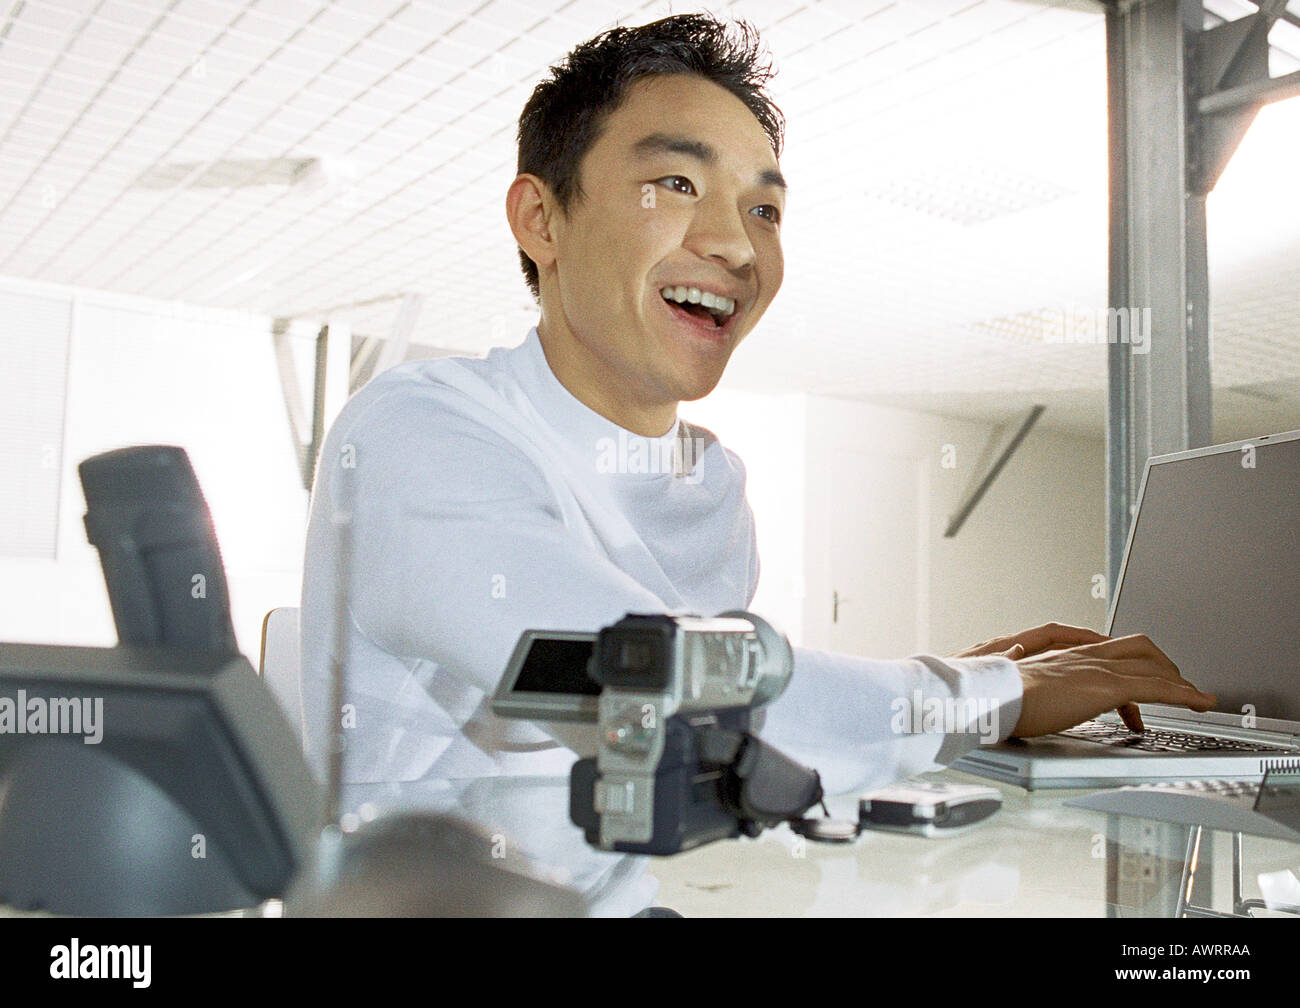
508, 327, 688, 480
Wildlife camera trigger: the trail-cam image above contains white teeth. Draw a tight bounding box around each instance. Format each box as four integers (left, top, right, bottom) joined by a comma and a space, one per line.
660, 286, 736, 318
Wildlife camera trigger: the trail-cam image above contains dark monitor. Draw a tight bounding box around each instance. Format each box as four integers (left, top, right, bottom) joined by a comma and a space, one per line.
0, 642, 323, 915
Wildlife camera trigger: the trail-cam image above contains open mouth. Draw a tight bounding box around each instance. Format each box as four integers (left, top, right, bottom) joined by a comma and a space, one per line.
659, 286, 736, 330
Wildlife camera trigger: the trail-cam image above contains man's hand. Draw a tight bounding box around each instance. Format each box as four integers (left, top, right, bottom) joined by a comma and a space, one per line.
951, 621, 1110, 663
1010, 633, 1217, 738
952, 622, 1217, 737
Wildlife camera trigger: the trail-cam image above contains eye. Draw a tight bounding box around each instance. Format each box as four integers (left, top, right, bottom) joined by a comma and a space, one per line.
657, 175, 696, 196
751, 204, 781, 225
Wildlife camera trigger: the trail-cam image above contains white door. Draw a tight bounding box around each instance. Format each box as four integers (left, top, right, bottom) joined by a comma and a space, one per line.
825, 448, 930, 659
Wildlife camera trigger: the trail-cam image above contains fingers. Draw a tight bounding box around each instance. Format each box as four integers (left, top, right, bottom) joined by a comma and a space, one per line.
1117, 702, 1144, 733
1079, 633, 1187, 683
1090, 638, 1217, 711
1016, 622, 1109, 656
1086, 636, 1217, 708
960, 622, 1109, 661
1113, 663, 1217, 710
1083, 632, 1174, 664
1003, 643, 1025, 660
1014, 644, 1218, 739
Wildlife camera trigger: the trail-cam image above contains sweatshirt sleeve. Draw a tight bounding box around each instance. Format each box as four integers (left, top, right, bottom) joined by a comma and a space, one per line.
759, 648, 1023, 795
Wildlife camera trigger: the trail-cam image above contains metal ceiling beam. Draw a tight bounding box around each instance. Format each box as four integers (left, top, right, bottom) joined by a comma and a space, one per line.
273, 319, 332, 493
348, 292, 424, 392
1194, 7, 1270, 192
1203, 0, 1300, 61
943, 405, 1046, 538
1198, 65, 1300, 111
1208, 0, 1288, 92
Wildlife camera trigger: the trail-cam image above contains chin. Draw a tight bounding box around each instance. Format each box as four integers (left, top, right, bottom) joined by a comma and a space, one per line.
674, 371, 728, 403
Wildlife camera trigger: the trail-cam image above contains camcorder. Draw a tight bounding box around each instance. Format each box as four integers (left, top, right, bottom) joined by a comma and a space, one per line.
492, 611, 824, 855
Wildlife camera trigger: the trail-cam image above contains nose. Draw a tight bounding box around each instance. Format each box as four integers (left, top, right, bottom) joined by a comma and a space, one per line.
682, 192, 757, 273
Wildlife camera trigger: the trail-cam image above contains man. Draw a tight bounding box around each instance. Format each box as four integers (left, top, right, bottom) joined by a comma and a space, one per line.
301, 14, 1215, 916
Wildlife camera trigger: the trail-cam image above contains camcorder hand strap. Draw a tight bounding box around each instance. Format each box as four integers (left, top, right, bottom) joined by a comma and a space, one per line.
699, 727, 824, 832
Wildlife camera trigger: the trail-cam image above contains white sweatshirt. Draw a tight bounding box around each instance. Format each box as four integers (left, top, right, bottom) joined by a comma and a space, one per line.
300, 326, 1022, 916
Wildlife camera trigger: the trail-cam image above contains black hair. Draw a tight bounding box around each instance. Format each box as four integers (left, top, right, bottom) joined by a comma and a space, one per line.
514, 12, 784, 302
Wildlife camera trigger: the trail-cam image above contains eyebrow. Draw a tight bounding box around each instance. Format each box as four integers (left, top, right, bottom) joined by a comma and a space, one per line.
632, 132, 787, 192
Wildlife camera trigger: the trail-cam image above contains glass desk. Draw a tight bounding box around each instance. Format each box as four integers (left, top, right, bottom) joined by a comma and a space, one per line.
649, 770, 1300, 917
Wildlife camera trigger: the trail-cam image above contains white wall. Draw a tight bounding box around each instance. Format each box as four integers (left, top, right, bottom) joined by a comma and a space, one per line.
0, 275, 319, 658
922, 413, 1109, 655
691, 387, 1108, 659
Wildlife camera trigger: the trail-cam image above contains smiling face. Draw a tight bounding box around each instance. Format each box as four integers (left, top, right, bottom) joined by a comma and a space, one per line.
510, 73, 786, 436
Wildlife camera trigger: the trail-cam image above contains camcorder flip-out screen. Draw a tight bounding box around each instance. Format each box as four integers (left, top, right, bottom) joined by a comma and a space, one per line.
492, 630, 600, 723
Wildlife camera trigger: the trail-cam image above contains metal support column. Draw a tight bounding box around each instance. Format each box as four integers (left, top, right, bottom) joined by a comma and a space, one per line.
1105, 0, 1213, 592
1105, 0, 1290, 592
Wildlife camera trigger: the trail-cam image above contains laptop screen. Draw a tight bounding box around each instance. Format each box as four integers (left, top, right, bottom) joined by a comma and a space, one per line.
1109, 433, 1300, 723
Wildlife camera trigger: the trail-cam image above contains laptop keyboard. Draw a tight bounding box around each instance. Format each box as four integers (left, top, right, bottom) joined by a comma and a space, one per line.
1059, 719, 1292, 754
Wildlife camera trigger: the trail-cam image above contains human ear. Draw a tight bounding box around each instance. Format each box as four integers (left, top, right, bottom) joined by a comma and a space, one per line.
505, 174, 557, 271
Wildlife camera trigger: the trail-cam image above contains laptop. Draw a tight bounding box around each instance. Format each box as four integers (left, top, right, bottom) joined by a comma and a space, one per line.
954, 428, 1300, 790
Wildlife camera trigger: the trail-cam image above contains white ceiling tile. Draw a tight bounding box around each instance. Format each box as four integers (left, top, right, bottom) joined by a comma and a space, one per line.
202, 39, 268, 80
469, 0, 552, 34
98, 0, 168, 33
552, 1, 625, 31
15, 1, 85, 33
389, 2, 465, 38
326, 54, 389, 89
150, 16, 216, 50
4, 18, 66, 55
344, 36, 409, 73
360, 70, 430, 107
308, 3, 385, 41
261, 0, 332, 25
173, 0, 245, 27
0, 61, 33, 99
71, 29, 140, 69
290, 22, 363, 62
133, 27, 207, 70
229, 7, 304, 46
